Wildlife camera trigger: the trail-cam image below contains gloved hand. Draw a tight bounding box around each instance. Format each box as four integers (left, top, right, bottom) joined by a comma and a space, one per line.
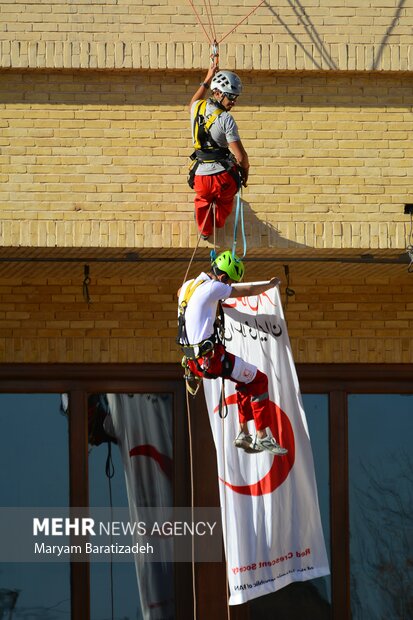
239, 166, 249, 188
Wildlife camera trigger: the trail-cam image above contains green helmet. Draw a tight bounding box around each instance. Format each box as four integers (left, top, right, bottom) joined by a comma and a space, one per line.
212, 250, 245, 282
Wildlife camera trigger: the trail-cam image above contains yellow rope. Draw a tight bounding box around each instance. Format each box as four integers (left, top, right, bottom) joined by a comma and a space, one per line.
181, 202, 214, 290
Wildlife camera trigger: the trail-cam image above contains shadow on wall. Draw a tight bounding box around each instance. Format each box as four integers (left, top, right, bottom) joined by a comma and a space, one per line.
209, 198, 308, 252
372, 0, 406, 70
264, 0, 337, 70
264, 0, 406, 72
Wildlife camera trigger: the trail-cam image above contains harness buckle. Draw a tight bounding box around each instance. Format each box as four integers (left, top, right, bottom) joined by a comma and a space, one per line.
182, 358, 202, 396
180, 337, 215, 360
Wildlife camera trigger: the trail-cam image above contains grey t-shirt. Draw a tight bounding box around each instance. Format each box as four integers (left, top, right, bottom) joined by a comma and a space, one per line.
191, 99, 240, 175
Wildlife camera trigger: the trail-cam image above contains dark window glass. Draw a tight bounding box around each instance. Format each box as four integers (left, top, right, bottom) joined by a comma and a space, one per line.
348, 394, 413, 619
0, 394, 70, 619
303, 393, 331, 605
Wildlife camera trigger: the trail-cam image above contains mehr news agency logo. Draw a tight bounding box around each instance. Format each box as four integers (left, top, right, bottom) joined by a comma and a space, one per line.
32, 516, 218, 558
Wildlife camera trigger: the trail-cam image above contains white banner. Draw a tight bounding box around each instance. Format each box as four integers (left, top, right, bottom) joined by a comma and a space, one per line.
203, 286, 330, 605
107, 394, 174, 620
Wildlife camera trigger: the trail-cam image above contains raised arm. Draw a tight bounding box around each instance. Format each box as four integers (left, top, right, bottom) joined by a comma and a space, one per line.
188, 56, 219, 109
228, 277, 280, 298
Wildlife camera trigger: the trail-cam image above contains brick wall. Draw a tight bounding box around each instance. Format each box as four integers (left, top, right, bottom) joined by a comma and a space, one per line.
1, 1, 412, 71
1, 261, 412, 364
286, 268, 413, 363
1, 70, 412, 251
1, 2, 412, 367
0, 270, 179, 363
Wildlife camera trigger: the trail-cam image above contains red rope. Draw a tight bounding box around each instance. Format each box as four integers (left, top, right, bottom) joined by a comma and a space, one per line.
203, 0, 217, 43
187, 0, 213, 42
187, 0, 267, 46
217, 0, 266, 44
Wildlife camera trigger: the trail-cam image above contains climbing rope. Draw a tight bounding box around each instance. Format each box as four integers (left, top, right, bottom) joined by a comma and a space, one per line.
83, 264, 92, 306
221, 409, 231, 620
406, 211, 413, 273
180, 1, 253, 594
187, 0, 267, 46
203, 0, 217, 43
179, 201, 218, 618
219, 349, 231, 620
283, 265, 296, 309
187, 0, 216, 44
231, 188, 247, 259
105, 441, 115, 620
185, 390, 198, 620
180, 202, 214, 288
212, 201, 217, 251
218, 1, 267, 44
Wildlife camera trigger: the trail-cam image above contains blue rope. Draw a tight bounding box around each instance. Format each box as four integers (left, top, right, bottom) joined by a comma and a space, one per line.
231, 188, 247, 258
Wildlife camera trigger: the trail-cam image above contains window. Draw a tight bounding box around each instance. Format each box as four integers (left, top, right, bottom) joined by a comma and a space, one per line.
0, 365, 188, 620
348, 394, 413, 619
299, 364, 413, 620
0, 364, 411, 620
88, 393, 175, 620
0, 394, 71, 619
303, 394, 331, 605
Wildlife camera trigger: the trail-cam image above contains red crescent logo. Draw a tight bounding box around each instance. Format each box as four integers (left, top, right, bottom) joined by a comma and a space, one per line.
215, 394, 295, 496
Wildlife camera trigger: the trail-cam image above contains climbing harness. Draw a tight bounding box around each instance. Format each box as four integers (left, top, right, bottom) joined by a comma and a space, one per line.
178, 244, 246, 397
210, 40, 219, 61
177, 275, 228, 396
188, 99, 242, 191
177, 277, 208, 348
192, 100, 225, 152
177, 277, 218, 358
177, 276, 209, 395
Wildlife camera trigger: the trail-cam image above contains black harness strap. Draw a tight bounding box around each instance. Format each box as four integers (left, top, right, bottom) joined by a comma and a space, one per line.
188, 99, 242, 190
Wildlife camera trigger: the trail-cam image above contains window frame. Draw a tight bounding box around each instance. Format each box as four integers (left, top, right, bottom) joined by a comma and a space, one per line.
298, 363, 413, 620
0, 363, 188, 620
0, 362, 412, 620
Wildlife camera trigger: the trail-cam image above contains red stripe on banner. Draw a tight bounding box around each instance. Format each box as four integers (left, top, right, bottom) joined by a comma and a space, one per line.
215, 394, 295, 496
129, 444, 173, 482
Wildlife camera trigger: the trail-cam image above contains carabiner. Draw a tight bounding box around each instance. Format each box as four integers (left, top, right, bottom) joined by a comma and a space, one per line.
210, 40, 219, 62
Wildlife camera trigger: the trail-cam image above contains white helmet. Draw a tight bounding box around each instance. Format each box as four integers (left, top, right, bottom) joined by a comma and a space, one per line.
211, 70, 243, 96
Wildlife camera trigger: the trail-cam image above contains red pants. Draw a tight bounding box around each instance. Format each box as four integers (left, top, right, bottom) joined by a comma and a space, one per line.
188, 345, 270, 431
193, 170, 238, 237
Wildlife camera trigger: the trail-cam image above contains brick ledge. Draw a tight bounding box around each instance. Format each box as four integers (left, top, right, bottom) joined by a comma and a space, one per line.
1, 41, 413, 72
